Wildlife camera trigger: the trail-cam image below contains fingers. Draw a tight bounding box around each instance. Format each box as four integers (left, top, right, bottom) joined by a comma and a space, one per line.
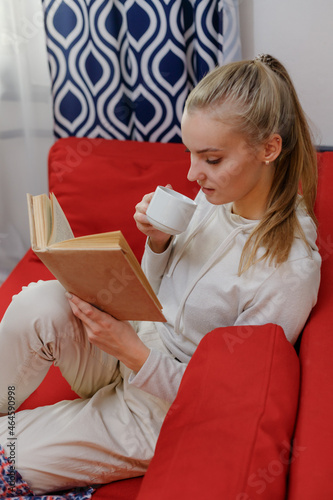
65, 292, 148, 371
133, 187, 174, 246
133, 192, 155, 233
135, 192, 154, 214
65, 293, 110, 329
66, 292, 92, 314
134, 185, 172, 221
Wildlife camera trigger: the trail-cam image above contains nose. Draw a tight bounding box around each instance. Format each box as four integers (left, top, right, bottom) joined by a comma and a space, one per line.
187, 156, 206, 183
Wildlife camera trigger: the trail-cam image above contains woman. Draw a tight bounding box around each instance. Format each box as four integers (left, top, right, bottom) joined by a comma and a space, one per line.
0, 55, 321, 494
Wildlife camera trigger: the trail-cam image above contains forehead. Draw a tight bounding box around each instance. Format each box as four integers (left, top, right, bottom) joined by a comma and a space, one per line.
181, 109, 241, 149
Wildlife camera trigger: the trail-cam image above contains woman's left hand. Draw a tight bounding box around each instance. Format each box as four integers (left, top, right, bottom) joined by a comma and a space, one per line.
66, 293, 150, 373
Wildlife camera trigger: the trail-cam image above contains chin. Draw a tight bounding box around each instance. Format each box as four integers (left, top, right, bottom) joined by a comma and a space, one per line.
202, 189, 227, 206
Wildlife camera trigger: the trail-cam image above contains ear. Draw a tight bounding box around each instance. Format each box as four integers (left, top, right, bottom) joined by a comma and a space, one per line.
259, 134, 282, 164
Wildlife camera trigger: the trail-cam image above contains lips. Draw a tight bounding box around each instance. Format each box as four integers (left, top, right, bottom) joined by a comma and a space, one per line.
201, 187, 215, 195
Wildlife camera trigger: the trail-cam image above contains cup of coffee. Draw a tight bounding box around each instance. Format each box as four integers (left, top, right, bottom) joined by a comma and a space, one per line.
146, 186, 197, 235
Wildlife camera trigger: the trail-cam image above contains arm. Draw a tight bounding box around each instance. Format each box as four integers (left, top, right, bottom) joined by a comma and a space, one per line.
129, 349, 187, 403
64, 187, 176, 389
129, 254, 321, 402
233, 255, 321, 345
66, 293, 186, 403
66, 293, 150, 372
133, 189, 172, 253
141, 239, 174, 294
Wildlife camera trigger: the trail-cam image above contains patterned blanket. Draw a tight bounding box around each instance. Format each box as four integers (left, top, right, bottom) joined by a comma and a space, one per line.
0, 445, 95, 500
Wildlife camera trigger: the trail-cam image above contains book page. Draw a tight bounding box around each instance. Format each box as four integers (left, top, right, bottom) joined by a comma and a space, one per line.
26, 194, 37, 249
31, 194, 52, 249
48, 193, 74, 245
50, 231, 123, 249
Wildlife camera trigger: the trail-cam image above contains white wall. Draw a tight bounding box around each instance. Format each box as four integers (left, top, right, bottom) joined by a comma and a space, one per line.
0, 0, 54, 282
239, 0, 333, 147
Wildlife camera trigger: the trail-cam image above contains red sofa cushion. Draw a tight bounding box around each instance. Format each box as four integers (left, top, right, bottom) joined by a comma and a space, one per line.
48, 137, 198, 261
137, 324, 300, 500
287, 151, 333, 499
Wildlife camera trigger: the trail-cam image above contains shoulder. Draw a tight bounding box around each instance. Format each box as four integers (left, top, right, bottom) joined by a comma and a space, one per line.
256, 244, 321, 306
289, 202, 319, 261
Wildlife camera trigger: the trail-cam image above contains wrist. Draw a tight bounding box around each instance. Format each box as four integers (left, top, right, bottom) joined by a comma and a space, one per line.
123, 345, 151, 373
148, 236, 171, 254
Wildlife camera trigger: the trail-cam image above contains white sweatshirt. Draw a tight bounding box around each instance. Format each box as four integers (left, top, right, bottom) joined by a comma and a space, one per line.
129, 190, 321, 403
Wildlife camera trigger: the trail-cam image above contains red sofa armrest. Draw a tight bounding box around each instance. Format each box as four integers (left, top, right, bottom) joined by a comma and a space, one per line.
287, 152, 333, 499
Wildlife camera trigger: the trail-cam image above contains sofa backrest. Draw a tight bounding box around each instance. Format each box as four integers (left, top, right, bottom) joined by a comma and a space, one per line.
48, 137, 199, 260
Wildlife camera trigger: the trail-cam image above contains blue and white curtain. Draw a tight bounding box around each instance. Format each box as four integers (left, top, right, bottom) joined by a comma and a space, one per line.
42, 0, 242, 142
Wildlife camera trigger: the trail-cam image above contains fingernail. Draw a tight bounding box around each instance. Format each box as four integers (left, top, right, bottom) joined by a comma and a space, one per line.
65, 292, 73, 299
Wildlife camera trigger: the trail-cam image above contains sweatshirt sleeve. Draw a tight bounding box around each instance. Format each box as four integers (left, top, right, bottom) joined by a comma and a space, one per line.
128, 348, 187, 404
141, 237, 174, 294
233, 254, 321, 345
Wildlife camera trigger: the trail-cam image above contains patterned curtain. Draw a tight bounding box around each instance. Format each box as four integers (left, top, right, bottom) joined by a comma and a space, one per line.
42, 0, 241, 142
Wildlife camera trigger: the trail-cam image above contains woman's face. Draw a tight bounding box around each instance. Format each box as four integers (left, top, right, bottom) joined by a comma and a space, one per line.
181, 109, 275, 220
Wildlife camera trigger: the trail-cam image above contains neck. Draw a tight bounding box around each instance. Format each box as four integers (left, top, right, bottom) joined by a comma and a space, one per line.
232, 200, 266, 220
232, 164, 275, 220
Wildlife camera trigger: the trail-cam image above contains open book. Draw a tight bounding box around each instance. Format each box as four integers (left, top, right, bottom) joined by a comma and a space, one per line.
27, 193, 166, 322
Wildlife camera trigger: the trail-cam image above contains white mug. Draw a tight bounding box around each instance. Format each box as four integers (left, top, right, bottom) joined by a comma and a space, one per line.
146, 186, 197, 235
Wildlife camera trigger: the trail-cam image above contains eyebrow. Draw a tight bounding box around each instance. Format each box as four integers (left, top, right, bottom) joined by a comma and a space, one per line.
197, 147, 224, 154
184, 147, 224, 154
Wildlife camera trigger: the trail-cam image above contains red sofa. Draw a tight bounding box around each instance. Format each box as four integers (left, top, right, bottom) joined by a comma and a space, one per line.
0, 138, 332, 499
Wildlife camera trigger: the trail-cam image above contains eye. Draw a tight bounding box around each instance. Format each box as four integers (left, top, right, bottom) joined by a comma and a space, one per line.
206, 157, 222, 165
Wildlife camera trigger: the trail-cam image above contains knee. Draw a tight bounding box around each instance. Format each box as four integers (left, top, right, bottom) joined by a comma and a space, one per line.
4, 280, 72, 331
14, 280, 67, 308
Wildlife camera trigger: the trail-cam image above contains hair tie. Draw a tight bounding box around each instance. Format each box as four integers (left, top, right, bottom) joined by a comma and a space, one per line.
254, 54, 274, 68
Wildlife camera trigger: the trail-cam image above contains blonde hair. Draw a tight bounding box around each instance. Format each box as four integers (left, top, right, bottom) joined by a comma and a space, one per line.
184, 55, 318, 274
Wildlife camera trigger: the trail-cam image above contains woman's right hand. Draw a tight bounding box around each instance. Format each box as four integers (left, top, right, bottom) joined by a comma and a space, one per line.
134, 189, 172, 253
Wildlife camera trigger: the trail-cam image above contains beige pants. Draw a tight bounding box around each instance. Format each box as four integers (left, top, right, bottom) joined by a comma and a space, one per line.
0, 281, 171, 494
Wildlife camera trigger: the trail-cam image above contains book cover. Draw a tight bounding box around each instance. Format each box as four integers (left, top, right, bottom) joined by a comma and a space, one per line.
27, 193, 166, 322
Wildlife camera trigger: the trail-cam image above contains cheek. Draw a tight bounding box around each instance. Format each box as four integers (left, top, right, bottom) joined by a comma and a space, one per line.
215, 160, 244, 189
228, 159, 243, 176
